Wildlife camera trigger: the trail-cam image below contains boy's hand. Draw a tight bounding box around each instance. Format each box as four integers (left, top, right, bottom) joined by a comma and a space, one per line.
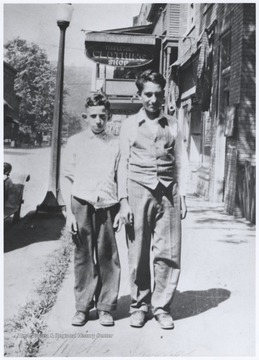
70, 217, 82, 248
66, 212, 78, 232
71, 227, 81, 248
65, 213, 81, 247
119, 198, 134, 226
113, 213, 123, 232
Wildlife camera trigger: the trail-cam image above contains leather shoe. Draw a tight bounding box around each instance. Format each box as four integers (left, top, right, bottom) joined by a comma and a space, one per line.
155, 313, 174, 329
130, 310, 146, 328
98, 311, 114, 326
71, 311, 87, 326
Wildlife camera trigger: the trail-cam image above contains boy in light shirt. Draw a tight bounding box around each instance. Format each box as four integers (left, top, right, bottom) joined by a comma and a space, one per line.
62, 93, 121, 327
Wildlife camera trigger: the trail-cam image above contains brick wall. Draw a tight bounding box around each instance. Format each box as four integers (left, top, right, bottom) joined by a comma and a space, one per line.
239, 3, 256, 163
207, 4, 255, 221
235, 4, 255, 222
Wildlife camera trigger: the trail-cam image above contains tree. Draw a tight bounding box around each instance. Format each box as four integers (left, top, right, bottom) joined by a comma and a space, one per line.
63, 111, 86, 138
4, 38, 58, 136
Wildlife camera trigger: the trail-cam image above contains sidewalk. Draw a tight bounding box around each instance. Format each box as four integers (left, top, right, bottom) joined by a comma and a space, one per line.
37, 194, 256, 357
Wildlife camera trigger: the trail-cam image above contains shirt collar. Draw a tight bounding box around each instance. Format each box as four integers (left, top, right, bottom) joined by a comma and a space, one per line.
88, 129, 108, 139
137, 107, 167, 126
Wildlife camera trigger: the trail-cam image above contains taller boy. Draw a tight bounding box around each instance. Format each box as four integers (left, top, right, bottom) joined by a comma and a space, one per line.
118, 70, 188, 329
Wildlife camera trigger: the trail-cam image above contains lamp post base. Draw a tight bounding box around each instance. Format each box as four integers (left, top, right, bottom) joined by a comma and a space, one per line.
37, 191, 65, 213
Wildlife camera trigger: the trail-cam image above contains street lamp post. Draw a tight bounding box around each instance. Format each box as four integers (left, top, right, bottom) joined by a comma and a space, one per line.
37, 4, 73, 213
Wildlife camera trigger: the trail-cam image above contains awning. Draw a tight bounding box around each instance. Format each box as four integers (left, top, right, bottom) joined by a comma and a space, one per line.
170, 28, 212, 69
85, 31, 156, 46
85, 28, 157, 68
170, 41, 199, 69
100, 24, 154, 35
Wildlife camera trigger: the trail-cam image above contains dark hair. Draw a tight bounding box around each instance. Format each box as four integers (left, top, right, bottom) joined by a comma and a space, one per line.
4, 162, 12, 176
135, 69, 166, 94
85, 92, 110, 110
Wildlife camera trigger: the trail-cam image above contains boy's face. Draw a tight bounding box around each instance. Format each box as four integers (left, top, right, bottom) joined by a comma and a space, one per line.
139, 81, 164, 115
86, 105, 108, 134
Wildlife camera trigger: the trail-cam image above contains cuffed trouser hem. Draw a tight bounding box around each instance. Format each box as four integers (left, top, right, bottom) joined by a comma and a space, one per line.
97, 303, 117, 312
76, 302, 95, 313
130, 304, 149, 314
153, 308, 169, 316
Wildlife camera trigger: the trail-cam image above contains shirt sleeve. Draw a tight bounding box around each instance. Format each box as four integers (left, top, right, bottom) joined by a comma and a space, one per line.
62, 136, 76, 182
113, 138, 120, 183
175, 124, 189, 196
117, 119, 131, 200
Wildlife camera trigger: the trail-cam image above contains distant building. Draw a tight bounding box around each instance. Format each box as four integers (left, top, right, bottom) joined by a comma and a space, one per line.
4, 61, 21, 143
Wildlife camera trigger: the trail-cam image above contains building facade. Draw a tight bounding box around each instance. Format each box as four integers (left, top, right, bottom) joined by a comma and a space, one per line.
170, 3, 255, 223
85, 3, 255, 223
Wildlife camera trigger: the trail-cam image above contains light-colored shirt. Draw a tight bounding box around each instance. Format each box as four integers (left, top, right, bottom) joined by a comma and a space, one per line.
62, 130, 120, 209
117, 108, 189, 199
144, 116, 160, 137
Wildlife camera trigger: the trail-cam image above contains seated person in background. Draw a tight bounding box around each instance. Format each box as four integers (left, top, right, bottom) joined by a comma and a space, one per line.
4, 162, 13, 204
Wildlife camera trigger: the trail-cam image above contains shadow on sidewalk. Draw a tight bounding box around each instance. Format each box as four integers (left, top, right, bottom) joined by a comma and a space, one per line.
113, 295, 131, 320
4, 211, 66, 253
172, 288, 231, 320
114, 288, 230, 322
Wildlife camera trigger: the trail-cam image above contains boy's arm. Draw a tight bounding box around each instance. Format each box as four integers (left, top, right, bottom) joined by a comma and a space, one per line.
180, 195, 187, 220
117, 120, 134, 226
117, 120, 130, 200
175, 125, 189, 219
61, 176, 77, 230
61, 138, 77, 230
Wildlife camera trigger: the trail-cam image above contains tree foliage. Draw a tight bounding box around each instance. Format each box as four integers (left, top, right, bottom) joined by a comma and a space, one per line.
63, 111, 86, 138
4, 38, 57, 135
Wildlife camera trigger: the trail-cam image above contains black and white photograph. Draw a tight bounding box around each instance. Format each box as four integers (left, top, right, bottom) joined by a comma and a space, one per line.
2, 2, 256, 358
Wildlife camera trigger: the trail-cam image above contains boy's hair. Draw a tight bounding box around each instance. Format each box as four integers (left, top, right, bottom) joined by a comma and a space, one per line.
135, 70, 166, 94
85, 92, 110, 110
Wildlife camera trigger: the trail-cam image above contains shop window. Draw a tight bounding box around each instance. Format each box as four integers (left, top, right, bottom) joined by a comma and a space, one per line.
221, 32, 231, 71
201, 111, 211, 166
183, 105, 190, 140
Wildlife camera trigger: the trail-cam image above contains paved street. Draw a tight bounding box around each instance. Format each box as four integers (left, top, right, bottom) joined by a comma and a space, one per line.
4, 147, 65, 319
4, 146, 61, 217
4, 147, 256, 356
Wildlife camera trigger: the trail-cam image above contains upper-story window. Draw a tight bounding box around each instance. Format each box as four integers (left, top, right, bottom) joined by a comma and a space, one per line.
221, 32, 231, 71
186, 3, 196, 34
162, 8, 166, 34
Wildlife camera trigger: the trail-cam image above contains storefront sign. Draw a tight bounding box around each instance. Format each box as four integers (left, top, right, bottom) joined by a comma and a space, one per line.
85, 32, 156, 68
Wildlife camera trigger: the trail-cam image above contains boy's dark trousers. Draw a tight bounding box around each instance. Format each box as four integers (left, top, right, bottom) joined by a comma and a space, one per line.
71, 196, 121, 313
